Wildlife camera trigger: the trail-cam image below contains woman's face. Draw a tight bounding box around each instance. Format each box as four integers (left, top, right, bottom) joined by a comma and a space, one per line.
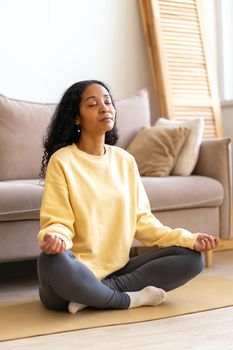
76, 84, 116, 136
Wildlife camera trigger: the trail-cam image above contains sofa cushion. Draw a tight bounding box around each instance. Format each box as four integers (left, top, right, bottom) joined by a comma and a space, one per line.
0, 176, 223, 222
115, 89, 151, 149
0, 94, 56, 180
0, 180, 43, 221
126, 125, 189, 176
155, 118, 204, 176
142, 175, 223, 211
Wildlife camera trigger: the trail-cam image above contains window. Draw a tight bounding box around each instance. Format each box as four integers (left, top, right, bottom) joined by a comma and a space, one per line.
216, 0, 233, 102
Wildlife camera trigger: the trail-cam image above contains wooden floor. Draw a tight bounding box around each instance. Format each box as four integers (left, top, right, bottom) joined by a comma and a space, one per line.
1, 251, 233, 349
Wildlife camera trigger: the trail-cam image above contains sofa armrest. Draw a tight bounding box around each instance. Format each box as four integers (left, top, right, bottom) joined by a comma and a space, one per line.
193, 137, 232, 239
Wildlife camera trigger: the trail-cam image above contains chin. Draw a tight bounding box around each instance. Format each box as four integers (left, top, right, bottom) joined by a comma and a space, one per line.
105, 124, 114, 132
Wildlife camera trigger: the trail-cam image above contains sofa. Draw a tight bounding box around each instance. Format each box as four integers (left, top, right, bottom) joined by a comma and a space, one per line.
0, 90, 231, 265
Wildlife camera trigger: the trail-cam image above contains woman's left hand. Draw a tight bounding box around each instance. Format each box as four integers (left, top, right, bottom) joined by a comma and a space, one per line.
193, 233, 220, 252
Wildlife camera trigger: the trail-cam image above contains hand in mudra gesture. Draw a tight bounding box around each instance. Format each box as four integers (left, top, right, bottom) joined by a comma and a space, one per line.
40, 233, 66, 254
193, 233, 219, 252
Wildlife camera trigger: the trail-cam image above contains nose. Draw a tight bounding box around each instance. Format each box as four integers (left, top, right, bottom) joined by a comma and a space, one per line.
99, 102, 109, 113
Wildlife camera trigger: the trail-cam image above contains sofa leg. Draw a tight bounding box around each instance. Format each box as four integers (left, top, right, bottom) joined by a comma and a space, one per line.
205, 250, 213, 267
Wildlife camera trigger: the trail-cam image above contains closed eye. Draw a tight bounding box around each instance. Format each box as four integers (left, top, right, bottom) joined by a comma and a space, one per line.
88, 101, 112, 107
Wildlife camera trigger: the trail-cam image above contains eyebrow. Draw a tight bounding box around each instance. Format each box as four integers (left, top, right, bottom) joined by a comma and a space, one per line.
85, 94, 110, 101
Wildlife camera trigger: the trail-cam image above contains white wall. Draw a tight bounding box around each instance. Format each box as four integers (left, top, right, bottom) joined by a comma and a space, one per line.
0, 0, 158, 119
217, 0, 233, 100
201, 1, 233, 138
201, 0, 218, 75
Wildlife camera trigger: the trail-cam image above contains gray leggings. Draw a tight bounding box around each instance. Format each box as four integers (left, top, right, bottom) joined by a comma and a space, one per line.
37, 247, 204, 311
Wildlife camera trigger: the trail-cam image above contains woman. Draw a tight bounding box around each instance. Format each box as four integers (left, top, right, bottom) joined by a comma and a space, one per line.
37, 80, 219, 313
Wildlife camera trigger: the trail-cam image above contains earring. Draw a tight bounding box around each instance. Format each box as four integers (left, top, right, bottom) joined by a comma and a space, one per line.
77, 124, 81, 133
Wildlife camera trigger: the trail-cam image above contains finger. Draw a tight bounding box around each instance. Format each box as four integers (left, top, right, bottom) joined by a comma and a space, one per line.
47, 236, 61, 251
40, 239, 50, 251
205, 236, 215, 249
43, 234, 55, 245
200, 234, 216, 250
56, 239, 64, 253
203, 238, 210, 250
44, 233, 52, 241
50, 240, 65, 254
48, 237, 62, 254
211, 237, 218, 249
41, 234, 54, 249
208, 235, 218, 250
197, 233, 205, 241
210, 240, 217, 250
40, 238, 54, 253
53, 238, 65, 254
59, 241, 66, 253
200, 239, 207, 251
45, 240, 61, 254
215, 237, 220, 248
61, 241, 66, 252
41, 239, 55, 252
207, 239, 215, 250
195, 239, 205, 252
42, 236, 58, 254
41, 235, 65, 254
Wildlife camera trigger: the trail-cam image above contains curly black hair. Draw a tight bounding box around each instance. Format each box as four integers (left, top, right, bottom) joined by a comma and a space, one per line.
40, 80, 118, 178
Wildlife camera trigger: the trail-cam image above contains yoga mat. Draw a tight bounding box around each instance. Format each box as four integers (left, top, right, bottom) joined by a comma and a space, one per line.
1, 276, 233, 342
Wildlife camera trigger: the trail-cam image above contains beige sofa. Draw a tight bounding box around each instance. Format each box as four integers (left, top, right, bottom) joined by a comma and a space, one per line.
0, 90, 231, 263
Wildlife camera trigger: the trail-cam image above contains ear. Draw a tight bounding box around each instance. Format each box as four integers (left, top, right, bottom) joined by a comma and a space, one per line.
75, 116, 81, 125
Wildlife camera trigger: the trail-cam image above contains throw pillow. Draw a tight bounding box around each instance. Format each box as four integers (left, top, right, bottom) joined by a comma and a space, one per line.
155, 118, 204, 176
0, 94, 56, 180
126, 125, 190, 176
115, 89, 151, 149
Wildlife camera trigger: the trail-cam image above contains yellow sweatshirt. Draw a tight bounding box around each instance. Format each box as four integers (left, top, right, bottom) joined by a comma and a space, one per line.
38, 143, 199, 280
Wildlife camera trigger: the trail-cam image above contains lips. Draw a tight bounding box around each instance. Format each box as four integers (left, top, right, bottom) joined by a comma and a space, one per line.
100, 117, 113, 121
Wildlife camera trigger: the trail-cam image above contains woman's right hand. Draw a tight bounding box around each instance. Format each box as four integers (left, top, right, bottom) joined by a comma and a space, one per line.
40, 233, 66, 254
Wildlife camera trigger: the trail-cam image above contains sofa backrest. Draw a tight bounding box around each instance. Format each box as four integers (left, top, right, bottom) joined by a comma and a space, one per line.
115, 89, 151, 149
0, 94, 56, 181
0, 89, 151, 180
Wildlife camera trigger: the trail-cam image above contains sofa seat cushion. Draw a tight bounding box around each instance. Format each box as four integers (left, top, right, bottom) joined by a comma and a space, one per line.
0, 176, 224, 222
0, 180, 44, 221
142, 175, 224, 211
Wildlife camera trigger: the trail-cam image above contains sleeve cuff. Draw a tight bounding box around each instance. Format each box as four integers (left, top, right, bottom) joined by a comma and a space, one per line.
38, 224, 74, 250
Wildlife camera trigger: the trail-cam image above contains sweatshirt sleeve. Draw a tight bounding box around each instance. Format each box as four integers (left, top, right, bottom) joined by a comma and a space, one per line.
38, 154, 75, 250
132, 158, 199, 249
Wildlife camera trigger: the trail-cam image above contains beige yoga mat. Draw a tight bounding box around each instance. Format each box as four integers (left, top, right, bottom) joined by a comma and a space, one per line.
1, 276, 233, 342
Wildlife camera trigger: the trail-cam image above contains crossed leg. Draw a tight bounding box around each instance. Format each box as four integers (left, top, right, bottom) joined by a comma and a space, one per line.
37, 247, 204, 312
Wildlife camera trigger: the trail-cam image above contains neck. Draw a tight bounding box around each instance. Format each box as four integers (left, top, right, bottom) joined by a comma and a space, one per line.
76, 136, 105, 156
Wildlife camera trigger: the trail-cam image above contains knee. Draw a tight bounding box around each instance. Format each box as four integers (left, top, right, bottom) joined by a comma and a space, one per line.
175, 247, 204, 278
37, 250, 73, 275
37, 251, 59, 270
37, 251, 59, 280
184, 249, 204, 277
37, 251, 50, 265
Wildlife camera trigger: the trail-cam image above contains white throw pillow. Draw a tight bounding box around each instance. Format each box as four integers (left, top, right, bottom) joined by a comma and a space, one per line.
154, 118, 204, 176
